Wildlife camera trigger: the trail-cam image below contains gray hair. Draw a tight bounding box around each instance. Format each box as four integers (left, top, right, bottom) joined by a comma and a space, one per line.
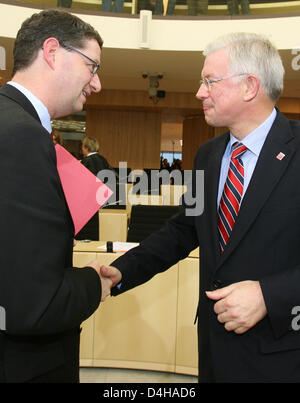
203, 32, 285, 102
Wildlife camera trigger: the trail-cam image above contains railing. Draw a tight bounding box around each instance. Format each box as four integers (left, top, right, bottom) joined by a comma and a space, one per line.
4, 0, 300, 17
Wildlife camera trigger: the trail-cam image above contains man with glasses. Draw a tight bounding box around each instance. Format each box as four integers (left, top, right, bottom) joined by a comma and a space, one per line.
0, 10, 111, 383
102, 32, 300, 382
60, 42, 100, 76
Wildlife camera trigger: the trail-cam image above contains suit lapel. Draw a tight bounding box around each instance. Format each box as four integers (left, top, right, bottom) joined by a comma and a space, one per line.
216, 110, 295, 268
0, 83, 41, 124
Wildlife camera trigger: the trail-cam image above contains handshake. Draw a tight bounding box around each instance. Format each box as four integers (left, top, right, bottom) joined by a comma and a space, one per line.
87, 260, 122, 301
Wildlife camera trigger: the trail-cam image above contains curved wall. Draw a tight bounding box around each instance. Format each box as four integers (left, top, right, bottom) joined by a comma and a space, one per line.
1, 2, 300, 51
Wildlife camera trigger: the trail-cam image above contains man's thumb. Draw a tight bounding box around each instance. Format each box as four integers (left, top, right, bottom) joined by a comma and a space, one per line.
100, 265, 111, 277
100, 265, 122, 286
205, 285, 232, 300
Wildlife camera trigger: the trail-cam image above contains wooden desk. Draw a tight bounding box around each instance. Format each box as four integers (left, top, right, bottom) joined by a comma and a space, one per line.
74, 240, 199, 258
99, 210, 128, 242
161, 185, 187, 206
176, 258, 199, 373
74, 242, 199, 376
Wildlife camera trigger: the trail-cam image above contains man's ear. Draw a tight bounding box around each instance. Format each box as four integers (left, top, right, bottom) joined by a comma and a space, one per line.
42, 37, 60, 70
243, 74, 260, 102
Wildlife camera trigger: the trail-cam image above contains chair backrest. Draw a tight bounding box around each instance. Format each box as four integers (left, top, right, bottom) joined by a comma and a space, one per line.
127, 205, 180, 243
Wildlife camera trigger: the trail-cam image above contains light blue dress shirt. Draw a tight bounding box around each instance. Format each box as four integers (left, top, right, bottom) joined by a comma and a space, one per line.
7, 81, 52, 134
217, 108, 277, 207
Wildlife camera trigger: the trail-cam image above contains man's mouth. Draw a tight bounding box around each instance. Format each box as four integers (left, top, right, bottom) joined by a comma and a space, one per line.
203, 104, 212, 113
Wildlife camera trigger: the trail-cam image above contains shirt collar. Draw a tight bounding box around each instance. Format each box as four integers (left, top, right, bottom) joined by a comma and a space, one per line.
7, 81, 52, 134
229, 108, 277, 156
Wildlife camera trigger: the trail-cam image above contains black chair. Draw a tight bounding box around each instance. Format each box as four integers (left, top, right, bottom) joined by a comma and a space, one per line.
127, 205, 180, 243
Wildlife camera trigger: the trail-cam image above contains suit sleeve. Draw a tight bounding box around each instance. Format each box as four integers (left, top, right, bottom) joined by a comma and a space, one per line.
260, 265, 300, 339
111, 210, 199, 295
81, 154, 110, 174
0, 120, 101, 335
81, 156, 93, 171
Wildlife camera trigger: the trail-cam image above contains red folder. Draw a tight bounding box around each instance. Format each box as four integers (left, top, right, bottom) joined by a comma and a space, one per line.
55, 144, 113, 235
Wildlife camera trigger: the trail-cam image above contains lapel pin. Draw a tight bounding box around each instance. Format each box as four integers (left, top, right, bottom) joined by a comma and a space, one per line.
276, 152, 285, 161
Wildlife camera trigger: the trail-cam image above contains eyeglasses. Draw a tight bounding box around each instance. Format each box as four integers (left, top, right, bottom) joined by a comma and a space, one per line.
199, 73, 249, 92
60, 42, 100, 76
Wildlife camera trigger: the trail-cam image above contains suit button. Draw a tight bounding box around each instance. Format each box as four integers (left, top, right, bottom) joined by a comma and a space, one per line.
212, 280, 222, 289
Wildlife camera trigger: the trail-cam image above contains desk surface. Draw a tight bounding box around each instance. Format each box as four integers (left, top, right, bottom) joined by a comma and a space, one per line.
74, 241, 199, 258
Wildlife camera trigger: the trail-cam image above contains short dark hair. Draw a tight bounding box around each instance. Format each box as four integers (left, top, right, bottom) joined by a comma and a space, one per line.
13, 9, 103, 75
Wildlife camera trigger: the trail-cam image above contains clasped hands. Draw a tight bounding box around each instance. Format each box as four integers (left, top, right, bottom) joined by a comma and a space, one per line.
87, 261, 121, 301
206, 280, 267, 334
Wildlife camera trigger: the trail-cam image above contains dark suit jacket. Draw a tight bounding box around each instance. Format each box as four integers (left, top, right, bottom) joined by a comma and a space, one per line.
0, 84, 101, 382
76, 153, 111, 240
111, 109, 300, 382
81, 152, 110, 174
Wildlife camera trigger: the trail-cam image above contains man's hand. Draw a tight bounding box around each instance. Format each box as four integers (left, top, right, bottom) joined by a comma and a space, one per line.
100, 265, 122, 288
86, 260, 116, 301
206, 280, 267, 334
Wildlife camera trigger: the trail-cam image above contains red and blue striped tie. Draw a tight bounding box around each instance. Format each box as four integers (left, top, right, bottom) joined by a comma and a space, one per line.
218, 142, 247, 253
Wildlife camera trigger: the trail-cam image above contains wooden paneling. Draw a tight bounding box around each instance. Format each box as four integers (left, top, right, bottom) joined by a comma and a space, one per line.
87, 89, 200, 112
86, 108, 162, 170
176, 258, 199, 375
282, 112, 300, 120
87, 90, 300, 117
182, 115, 214, 170
276, 98, 300, 115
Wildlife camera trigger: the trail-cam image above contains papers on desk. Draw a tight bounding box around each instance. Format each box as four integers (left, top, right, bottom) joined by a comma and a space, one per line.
98, 242, 139, 253
55, 144, 113, 235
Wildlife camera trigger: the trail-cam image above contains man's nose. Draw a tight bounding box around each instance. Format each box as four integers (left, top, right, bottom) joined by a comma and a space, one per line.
91, 74, 101, 93
195, 83, 208, 100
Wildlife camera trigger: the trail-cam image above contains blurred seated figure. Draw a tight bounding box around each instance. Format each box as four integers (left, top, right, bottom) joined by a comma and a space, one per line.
57, 0, 72, 8
52, 130, 63, 146
187, 0, 208, 16
102, 0, 124, 13
227, 0, 250, 15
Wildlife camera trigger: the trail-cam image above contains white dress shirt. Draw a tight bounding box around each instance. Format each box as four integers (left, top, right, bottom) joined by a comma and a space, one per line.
7, 81, 52, 134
